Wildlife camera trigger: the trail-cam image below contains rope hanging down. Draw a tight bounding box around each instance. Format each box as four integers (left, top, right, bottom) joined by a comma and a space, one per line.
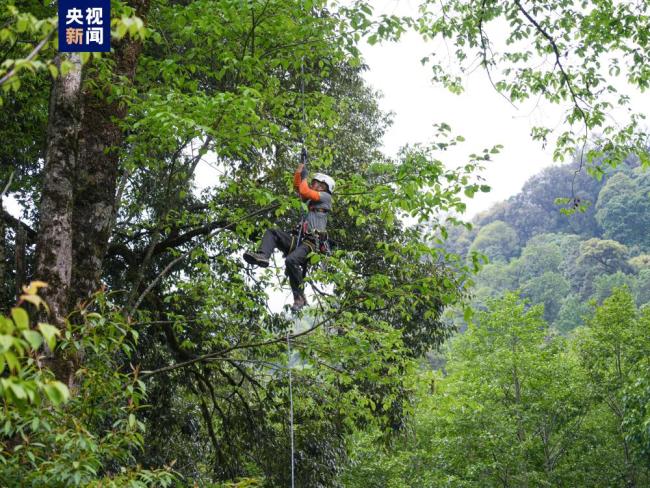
287, 325, 296, 488
288, 5, 306, 485
300, 52, 306, 145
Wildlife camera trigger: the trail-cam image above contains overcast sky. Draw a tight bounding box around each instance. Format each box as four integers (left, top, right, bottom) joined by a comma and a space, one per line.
358, 0, 650, 217
360, 31, 558, 217
358, 0, 560, 217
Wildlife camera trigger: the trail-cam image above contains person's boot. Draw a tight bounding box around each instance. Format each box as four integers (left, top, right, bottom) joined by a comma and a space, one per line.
290, 293, 307, 312
243, 251, 270, 267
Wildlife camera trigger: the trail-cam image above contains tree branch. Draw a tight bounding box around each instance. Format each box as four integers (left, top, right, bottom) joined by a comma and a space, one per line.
2, 211, 36, 240
140, 304, 347, 379
513, 0, 590, 196
0, 29, 55, 87
125, 202, 280, 318
150, 218, 228, 255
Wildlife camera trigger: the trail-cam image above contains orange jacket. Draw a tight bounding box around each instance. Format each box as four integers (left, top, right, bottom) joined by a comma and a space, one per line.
293, 164, 321, 201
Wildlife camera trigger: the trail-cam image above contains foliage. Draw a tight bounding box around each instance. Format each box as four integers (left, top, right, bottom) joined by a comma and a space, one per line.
451, 154, 650, 333
417, 0, 650, 172
554, 294, 590, 334
573, 288, 650, 484
629, 255, 650, 272
0, 0, 147, 102
4, 0, 650, 485
133, 129, 490, 484
521, 271, 570, 322
0, 281, 68, 420
468, 220, 518, 263
0, 286, 176, 487
637, 269, 650, 307
343, 290, 650, 487
596, 171, 650, 251
0, 1, 56, 98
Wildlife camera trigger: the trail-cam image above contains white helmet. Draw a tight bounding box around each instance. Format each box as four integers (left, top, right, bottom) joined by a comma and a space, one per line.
312, 173, 335, 193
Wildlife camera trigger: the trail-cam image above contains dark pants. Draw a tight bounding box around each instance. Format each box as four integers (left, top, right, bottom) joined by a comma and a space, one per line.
260, 228, 311, 297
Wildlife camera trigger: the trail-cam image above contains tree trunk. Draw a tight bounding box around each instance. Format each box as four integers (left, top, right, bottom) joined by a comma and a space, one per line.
70, 4, 150, 308
35, 52, 83, 324
14, 225, 25, 299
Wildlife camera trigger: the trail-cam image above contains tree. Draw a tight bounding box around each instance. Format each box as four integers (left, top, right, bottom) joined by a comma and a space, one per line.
596, 172, 650, 250
521, 271, 570, 323
636, 269, 650, 307
415, 0, 650, 175
0, 285, 176, 486
344, 294, 597, 487
629, 255, 650, 273
468, 220, 519, 263
479, 162, 603, 243
622, 308, 650, 465
574, 288, 650, 487
591, 272, 638, 305
512, 237, 563, 278
575, 238, 632, 297
553, 294, 590, 334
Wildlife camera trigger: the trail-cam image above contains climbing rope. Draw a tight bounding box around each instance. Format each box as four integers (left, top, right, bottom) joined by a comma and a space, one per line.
296, 31, 309, 251
287, 5, 307, 485
300, 53, 306, 145
286, 325, 296, 488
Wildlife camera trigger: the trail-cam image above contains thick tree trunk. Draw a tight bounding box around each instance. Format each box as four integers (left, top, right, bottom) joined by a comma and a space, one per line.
70, 84, 125, 305
35, 52, 83, 324
70, 4, 150, 308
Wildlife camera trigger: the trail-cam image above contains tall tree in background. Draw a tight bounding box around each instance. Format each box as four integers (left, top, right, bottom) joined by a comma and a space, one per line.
574, 288, 650, 487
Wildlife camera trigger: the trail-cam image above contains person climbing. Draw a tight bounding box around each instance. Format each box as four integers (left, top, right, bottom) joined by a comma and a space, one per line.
243, 157, 335, 312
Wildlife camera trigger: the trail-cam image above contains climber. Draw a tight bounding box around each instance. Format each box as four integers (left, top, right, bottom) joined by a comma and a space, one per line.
243, 160, 335, 312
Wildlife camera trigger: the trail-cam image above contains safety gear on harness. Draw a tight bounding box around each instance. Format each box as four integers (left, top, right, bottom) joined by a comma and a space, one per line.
311, 173, 335, 193
292, 222, 330, 255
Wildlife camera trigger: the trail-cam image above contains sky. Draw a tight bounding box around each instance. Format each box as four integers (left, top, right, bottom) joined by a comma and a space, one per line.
358, 0, 560, 217
361, 31, 558, 217
356, 0, 650, 217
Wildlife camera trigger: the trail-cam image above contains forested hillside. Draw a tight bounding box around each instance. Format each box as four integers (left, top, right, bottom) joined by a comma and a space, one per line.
343, 157, 650, 487
447, 156, 650, 331
2, 0, 650, 487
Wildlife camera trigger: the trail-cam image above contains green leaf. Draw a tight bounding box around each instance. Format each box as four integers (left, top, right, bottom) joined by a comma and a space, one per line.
8, 381, 27, 400
4, 351, 19, 371
21, 330, 42, 350
0, 334, 13, 352
37, 323, 60, 350
11, 307, 29, 330
44, 381, 70, 406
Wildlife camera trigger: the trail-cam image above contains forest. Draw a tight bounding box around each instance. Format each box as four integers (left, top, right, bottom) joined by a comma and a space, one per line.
1, 0, 649, 486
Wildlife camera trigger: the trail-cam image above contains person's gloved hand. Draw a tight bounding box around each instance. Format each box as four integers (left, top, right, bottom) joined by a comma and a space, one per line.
296, 163, 307, 179
300, 147, 308, 164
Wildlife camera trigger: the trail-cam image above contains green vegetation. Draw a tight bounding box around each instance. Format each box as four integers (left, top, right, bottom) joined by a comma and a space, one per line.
2, 0, 650, 486
456, 158, 650, 333
343, 290, 650, 487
